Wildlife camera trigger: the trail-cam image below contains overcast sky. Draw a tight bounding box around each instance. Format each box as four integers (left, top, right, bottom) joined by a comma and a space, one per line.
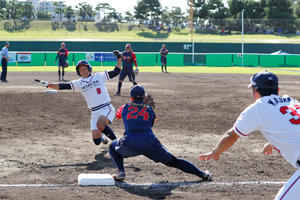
63, 0, 190, 14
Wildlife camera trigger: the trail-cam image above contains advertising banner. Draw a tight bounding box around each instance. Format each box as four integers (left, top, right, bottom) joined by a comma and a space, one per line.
17, 53, 31, 63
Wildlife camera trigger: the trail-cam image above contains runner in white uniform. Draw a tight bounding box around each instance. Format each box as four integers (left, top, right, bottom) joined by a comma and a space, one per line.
37, 51, 122, 146
198, 71, 300, 200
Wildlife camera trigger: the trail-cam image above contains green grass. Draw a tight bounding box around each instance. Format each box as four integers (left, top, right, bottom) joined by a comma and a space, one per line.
8, 66, 300, 75
1, 21, 300, 43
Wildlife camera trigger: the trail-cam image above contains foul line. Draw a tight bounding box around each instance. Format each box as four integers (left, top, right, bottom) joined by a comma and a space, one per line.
0, 181, 285, 188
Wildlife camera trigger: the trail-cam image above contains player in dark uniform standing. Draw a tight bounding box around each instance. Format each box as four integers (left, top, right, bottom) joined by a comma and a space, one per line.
55, 42, 69, 81
109, 85, 212, 181
160, 44, 168, 73
114, 43, 138, 96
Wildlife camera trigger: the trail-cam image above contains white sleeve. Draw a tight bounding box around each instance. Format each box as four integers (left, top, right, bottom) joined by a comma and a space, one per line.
233, 103, 262, 137
96, 71, 110, 81
70, 79, 81, 91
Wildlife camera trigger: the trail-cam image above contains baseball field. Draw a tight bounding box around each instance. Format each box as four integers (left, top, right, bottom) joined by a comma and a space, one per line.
0, 67, 299, 200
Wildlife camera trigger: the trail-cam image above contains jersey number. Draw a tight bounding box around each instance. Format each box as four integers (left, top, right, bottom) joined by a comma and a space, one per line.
96, 88, 101, 94
280, 105, 300, 125
126, 106, 149, 121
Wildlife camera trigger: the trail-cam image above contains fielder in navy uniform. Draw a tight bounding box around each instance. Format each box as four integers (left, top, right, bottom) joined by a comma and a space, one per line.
114, 43, 138, 96
109, 85, 212, 181
1, 42, 9, 82
37, 51, 122, 147
160, 44, 168, 73
55, 42, 69, 81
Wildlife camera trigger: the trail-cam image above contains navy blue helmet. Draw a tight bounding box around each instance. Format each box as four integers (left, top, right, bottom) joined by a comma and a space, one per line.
76, 60, 92, 76
130, 85, 145, 101
248, 71, 278, 89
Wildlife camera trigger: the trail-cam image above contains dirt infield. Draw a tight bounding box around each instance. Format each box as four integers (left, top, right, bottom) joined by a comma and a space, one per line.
0, 71, 299, 200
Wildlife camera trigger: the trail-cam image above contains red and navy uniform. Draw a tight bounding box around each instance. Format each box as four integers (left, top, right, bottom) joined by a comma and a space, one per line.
119, 51, 137, 81
56, 48, 69, 67
109, 100, 208, 179
160, 48, 168, 65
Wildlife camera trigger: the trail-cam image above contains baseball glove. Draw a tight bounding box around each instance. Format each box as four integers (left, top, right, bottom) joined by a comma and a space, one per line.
143, 94, 155, 109
113, 50, 122, 59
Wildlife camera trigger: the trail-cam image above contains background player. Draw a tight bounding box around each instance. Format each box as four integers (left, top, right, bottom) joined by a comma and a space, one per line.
37, 51, 122, 148
109, 85, 212, 181
198, 71, 300, 200
55, 42, 69, 81
114, 43, 138, 96
160, 44, 168, 73
1, 41, 9, 82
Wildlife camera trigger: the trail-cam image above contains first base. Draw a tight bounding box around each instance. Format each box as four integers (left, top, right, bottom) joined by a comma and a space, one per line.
45, 90, 57, 94
78, 174, 115, 186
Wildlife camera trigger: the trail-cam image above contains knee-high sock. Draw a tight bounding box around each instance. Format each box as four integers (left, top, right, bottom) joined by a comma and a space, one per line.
102, 126, 117, 140
118, 82, 122, 93
161, 65, 164, 72
109, 142, 125, 172
166, 158, 205, 178
165, 65, 167, 71
58, 70, 61, 79
62, 70, 65, 78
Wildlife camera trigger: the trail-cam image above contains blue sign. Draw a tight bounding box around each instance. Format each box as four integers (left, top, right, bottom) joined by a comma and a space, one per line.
94, 53, 117, 62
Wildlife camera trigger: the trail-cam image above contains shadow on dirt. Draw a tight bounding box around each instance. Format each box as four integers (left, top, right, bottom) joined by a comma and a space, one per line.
116, 181, 202, 199
40, 150, 115, 170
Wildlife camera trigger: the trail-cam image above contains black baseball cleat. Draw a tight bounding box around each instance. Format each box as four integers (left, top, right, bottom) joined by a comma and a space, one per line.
114, 92, 121, 96
201, 170, 212, 181
112, 171, 126, 181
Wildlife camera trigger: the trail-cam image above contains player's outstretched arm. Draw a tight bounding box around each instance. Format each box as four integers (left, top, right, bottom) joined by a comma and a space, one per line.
35, 79, 71, 90
197, 128, 240, 161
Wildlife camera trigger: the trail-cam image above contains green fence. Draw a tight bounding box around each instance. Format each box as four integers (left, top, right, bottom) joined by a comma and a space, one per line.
7, 52, 300, 67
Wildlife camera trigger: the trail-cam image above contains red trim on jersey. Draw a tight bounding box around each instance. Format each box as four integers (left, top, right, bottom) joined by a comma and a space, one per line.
105, 71, 109, 80
272, 145, 281, 154
65, 49, 69, 56
279, 175, 300, 200
234, 125, 248, 137
131, 52, 137, 67
81, 73, 95, 83
116, 105, 125, 119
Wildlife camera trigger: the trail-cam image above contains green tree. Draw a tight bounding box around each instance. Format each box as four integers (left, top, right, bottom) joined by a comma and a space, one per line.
37, 10, 51, 20
123, 11, 134, 23
0, 0, 8, 19
64, 6, 75, 22
292, 0, 300, 18
207, 0, 228, 19
77, 2, 94, 21
169, 7, 186, 31
265, 0, 294, 19
228, 0, 244, 18
19, 2, 34, 20
134, 0, 162, 25
53, 1, 66, 22
95, 3, 113, 22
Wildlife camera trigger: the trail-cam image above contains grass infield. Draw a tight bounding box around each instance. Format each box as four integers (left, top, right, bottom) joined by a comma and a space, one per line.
6, 66, 300, 75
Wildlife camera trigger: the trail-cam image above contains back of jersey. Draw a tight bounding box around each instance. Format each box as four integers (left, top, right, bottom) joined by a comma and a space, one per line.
258, 94, 300, 167
121, 102, 156, 136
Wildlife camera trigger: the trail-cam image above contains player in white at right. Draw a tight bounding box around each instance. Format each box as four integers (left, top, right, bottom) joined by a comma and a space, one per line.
198, 71, 300, 200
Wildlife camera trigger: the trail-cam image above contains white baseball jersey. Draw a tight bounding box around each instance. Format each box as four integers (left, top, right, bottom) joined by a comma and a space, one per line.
70, 72, 111, 109
233, 94, 300, 168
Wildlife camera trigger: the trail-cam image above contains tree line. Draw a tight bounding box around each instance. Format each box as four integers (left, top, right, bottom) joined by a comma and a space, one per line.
0, 0, 299, 33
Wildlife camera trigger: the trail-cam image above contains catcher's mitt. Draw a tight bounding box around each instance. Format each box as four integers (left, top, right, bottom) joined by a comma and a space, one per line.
143, 94, 155, 109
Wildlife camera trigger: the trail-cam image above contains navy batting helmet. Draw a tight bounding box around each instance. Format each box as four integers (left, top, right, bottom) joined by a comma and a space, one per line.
76, 60, 92, 76
130, 85, 145, 101
248, 70, 278, 89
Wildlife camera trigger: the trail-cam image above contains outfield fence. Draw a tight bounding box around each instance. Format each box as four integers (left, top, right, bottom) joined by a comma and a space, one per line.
7, 52, 300, 68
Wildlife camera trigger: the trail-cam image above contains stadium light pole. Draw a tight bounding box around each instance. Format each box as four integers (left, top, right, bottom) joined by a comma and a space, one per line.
241, 9, 244, 68
189, 0, 194, 64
